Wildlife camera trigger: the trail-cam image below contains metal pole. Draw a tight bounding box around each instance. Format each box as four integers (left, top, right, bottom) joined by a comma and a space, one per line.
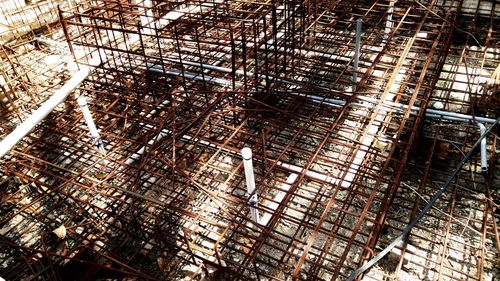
353, 18, 362, 91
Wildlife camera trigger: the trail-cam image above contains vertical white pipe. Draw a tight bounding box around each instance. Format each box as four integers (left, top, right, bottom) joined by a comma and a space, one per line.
241, 147, 259, 224
241, 147, 256, 194
353, 18, 362, 90
384, 0, 395, 41
0, 59, 99, 159
477, 123, 488, 172
77, 96, 105, 155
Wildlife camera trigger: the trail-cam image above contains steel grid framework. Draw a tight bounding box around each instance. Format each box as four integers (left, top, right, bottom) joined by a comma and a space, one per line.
0, 0, 499, 280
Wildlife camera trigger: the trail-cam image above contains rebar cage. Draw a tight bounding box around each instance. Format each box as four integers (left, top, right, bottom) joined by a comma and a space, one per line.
0, 0, 499, 280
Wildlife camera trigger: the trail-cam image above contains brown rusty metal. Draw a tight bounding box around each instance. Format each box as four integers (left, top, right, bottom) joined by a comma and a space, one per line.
1, 0, 499, 280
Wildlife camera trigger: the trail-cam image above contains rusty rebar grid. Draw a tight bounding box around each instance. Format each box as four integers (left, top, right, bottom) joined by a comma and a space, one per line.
1, 0, 498, 280
363, 119, 500, 281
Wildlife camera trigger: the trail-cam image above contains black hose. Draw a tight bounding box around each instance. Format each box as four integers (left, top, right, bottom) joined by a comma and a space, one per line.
346, 117, 500, 281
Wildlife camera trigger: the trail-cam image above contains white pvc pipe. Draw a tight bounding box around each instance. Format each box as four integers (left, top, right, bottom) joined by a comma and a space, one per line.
124, 129, 169, 165
0, 55, 102, 158
77, 96, 106, 155
241, 147, 256, 194
287, 92, 497, 124
477, 123, 488, 172
241, 147, 259, 224
353, 18, 362, 89
260, 173, 298, 226
77, 96, 99, 139
147, 55, 497, 125
0, 2, 181, 159
384, 0, 395, 41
